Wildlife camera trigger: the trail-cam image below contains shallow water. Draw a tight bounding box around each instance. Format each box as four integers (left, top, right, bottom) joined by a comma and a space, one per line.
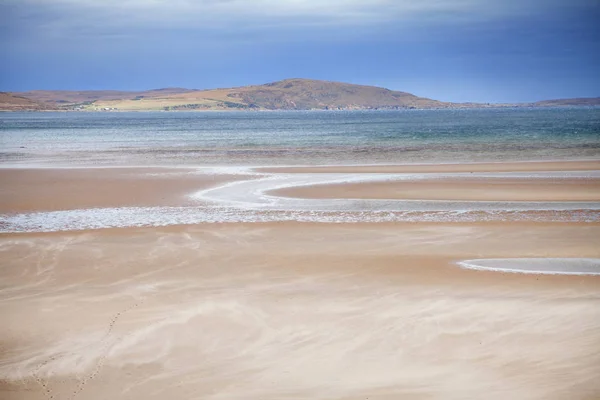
2, 108, 599, 166
458, 258, 600, 275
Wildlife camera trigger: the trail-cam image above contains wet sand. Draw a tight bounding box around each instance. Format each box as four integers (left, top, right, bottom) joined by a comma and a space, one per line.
258, 159, 600, 174
0, 168, 247, 213
274, 177, 600, 201
1, 161, 600, 399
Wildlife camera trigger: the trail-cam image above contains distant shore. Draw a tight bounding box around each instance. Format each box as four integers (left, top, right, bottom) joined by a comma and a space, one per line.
3, 78, 599, 111
3, 104, 600, 113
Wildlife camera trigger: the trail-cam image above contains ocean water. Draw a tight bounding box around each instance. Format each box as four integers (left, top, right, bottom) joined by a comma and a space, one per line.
1, 108, 599, 166
2, 108, 600, 232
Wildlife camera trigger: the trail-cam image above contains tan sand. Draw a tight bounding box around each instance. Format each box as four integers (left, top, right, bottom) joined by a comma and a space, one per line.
274, 177, 600, 201
257, 159, 600, 174
2, 161, 599, 214
0, 168, 247, 213
1, 163, 600, 399
1, 222, 599, 400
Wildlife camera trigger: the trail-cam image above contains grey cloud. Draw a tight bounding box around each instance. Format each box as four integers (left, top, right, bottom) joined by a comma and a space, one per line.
2, 0, 595, 40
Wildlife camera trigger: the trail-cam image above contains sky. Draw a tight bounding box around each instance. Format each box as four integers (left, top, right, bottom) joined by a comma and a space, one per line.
0, 0, 599, 102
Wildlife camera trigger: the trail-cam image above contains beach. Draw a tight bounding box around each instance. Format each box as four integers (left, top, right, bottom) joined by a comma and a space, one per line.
1, 109, 599, 399
3, 0, 600, 395
1, 159, 599, 400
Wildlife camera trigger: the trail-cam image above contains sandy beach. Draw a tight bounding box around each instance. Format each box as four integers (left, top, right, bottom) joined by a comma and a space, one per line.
1, 160, 599, 400
0, 168, 247, 213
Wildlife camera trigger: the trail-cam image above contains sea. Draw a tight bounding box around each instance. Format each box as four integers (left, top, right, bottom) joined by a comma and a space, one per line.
1, 108, 600, 232
1, 108, 599, 167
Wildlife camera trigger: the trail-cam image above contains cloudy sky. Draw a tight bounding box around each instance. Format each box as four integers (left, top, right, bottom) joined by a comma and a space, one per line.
1, 0, 599, 102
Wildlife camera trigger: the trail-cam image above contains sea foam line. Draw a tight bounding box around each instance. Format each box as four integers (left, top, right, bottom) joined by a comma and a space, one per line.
191, 170, 600, 211
2, 169, 600, 232
1, 208, 599, 233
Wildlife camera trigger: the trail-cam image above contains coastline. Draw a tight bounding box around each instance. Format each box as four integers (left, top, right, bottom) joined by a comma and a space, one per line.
2, 104, 600, 113
2, 160, 600, 230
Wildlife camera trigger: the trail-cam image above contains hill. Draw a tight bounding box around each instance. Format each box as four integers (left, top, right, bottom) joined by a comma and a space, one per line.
222, 78, 448, 110
11, 79, 448, 111
17, 88, 196, 107
0, 92, 58, 111
5, 79, 600, 111
532, 98, 600, 107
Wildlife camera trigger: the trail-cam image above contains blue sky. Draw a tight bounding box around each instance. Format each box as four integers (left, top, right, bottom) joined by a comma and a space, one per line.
1, 0, 598, 102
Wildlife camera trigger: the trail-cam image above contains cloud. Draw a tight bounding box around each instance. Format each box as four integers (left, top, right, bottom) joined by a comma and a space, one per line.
2, 0, 597, 52
1, 0, 598, 96
4, 0, 590, 37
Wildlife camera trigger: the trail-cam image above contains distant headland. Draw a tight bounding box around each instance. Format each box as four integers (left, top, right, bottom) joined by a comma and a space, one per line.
2, 78, 599, 111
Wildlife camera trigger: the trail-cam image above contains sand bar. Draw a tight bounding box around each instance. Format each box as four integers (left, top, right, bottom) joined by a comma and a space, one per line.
2, 164, 600, 233
273, 177, 600, 201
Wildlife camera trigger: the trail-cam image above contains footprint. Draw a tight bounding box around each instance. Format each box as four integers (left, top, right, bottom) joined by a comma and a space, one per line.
32, 355, 59, 400
69, 299, 144, 399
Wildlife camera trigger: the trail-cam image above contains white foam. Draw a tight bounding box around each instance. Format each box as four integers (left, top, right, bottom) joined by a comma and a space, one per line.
2, 169, 599, 232
457, 258, 600, 276
191, 171, 600, 212
1, 207, 599, 233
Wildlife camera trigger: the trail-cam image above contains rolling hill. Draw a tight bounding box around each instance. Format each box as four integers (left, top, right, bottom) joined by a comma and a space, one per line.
220, 79, 449, 110
532, 98, 600, 107
10, 79, 448, 111
0, 92, 58, 111
5, 79, 600, 111
16, 88, 196, 106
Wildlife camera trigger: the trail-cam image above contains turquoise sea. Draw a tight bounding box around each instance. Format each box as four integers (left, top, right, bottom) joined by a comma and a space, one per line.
1, 108, 599, 166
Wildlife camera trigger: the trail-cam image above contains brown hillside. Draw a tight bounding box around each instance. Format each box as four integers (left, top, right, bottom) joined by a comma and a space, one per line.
135, 78, 449, 110
0, 92, 58, 111
10, 79, 598, 111
13, 79, 447, 110
533, 97, 600, 106
224, 78, 448, 109
18, 88, 195, 105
